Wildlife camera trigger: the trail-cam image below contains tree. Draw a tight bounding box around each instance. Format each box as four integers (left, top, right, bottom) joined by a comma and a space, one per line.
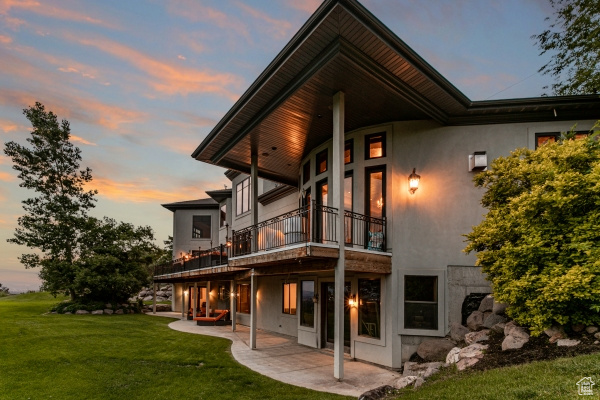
464, 123, 600, 335
0, 283, 9, 296
4, 102, 96, 300
533, 0, 600, 95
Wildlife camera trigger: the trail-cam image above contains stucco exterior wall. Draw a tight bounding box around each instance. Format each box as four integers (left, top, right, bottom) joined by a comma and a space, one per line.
172, 208, 219, 258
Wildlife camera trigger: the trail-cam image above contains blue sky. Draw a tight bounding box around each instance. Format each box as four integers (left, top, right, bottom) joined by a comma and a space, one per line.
0, 0, 556, 292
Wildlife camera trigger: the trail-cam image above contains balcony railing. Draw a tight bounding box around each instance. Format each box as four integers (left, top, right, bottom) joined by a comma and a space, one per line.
153, 245, 228, 276
344, 210, 386, 251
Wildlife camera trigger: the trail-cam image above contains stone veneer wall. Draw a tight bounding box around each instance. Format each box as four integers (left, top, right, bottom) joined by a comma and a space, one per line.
447, 265, 491, 327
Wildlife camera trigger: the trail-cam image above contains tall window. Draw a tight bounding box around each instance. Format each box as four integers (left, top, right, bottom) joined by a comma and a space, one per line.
236, 177, 250, 215
300, 280, 315, 327
192, 215, 211, 239
344, 172, 353, 244
237, 284, 250, 314
404, 276, 438, 330
316, 149, 328, 175
366, 167, 385, 250
365, 133, 386, 159
282, 282, 297, 315
344, 139, 353, 164
358, 278, 381, 339
303, 161, 310, 185
220, 204, 227, 227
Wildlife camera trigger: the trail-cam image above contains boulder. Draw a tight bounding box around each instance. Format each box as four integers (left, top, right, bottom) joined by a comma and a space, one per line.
403, 361, 442, 378
492, 301, 508, 315
91, 310, 103, 315
156, 291, 166, 297
466, 311, 485, 331
465, 330, 490, 345
143, 295, 153, 302
504, 322, 529, 340
595, 332, 600, 340
394, 376, 418, 389
103, 309, 114, 315
557, 339, 580, 347
358, 385, 394, 400
417, 339, 456, 362
491, 322, 506, 334
456, 357, 479, 371
64, 312, 72, 315
450, 322, 470, 342
446, 347, 461, 364
75, 310, 89, 315
478, 295, 494, 313
544, 325, 565, 338
155, 296, 166, 302
413, 377, 425, 389
104, 303, 113, 309
152, 304, 172, 312
139, 290, 147, 297
483, 314, 507, 329
459, 343, 488, 359
585, 326, 598, 334
572, 324, 585, 332
115, 309, 124, 315
502, 335, 528, 351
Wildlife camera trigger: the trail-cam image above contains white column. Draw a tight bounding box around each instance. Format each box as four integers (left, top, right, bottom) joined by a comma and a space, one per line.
181, 284, 185, 319
193, 282, 198, 319
152, 282, 157, 315
333, 91, 345, 380
231, 279, 237, 331
251, 153, 259, 253
250, 270, 257, 349
206, 281, 211, 317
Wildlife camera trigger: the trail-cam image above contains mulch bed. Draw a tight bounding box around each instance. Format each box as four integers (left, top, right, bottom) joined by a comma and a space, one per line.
470, 329, 600, 371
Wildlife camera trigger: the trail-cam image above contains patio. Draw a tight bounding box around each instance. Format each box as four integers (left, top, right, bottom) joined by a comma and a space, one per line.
151, 312, 401, 397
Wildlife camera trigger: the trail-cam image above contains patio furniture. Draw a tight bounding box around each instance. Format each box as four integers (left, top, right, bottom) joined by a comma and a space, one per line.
194, 309, 231, 326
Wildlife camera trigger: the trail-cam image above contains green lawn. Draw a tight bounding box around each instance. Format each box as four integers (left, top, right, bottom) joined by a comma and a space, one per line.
0, 293, 350, 400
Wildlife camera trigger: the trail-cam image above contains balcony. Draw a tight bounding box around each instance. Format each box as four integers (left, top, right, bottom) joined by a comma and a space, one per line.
154, 202, 390, 281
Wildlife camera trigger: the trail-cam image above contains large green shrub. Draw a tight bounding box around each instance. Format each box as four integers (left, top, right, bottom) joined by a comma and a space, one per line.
465, 123, 600, 335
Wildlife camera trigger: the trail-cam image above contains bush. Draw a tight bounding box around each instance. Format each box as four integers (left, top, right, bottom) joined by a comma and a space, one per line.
465, 124, 600, 335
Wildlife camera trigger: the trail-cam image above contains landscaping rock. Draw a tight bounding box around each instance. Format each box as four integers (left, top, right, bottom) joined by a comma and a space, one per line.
446, 347, 461, 364
478, 295, 494, 313
104, 303, 112, 309
403, 362, 442, 378
585, 326, 598, 334
483, 314, 507, 329
467, 311, 485, 331
502, 335, 528, 351
544, 325, 565, 337
456, 357, 480, 371
358, 385, 394, 400
417, 339, 456, 362
64, 312, 72, 315
465, 330, 490, 345
91, 310, 103, 315
103, 309, 114, 315
450, 322, 470, 342
459, 343, 488, 359
151, 304, 171, 312
595, 332, 600, 340
139, 290, 147, 297
557, 339, 580, 347
394, 376, 418, 389
491, 322, 506, 334
572, 324, 585, 332
115, 309, 124, 315
492, 301, 508, 315
504, 322, 529, 340
143, 295, 153, 302
75, 310, 89, 314
413, 377, 425, 388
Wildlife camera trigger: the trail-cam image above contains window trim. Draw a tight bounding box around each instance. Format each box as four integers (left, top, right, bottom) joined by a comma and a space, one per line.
345, 139, 354, 164
192, 215, 211, 239
365, 132, 386, 160
398, 269, 446, 337
358, 277, 381, 339
303, 161, 310, 185
282, 282, 297, 315
220, 203, 227, 227
299, 280, 315, 328
316, 148, 328, 175
365, 165, 386, 220
236, 177, 250, 216
236, 283, 251, 314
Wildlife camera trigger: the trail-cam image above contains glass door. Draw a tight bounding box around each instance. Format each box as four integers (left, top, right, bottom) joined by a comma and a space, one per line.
321, 281, 351, 350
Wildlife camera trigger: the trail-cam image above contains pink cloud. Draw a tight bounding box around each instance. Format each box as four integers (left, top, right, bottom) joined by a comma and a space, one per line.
0, 34, 12, 43
91, 176, 203, 204
0, 118, 20, 133
235, 2, 292, 40
70, 135, 96, 146
68, 34, 243, 99
286, 0, 322, 14
0, 171, 14, 182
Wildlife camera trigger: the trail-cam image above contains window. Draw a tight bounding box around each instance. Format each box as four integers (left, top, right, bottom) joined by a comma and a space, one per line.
300, 280, 315, 327
344, 172, 353, 244
316, 149, 328, 174
303, 161, 310, 185
535, 131, 589, 149
344, 139, 353, 164
282, 282, 297, 315
237, 284, 250, 314
365, 133, 386, 159
192, 215, 211, 239
358, 278, 381, 339
404, 276, 438, 330
220, 204, 227, 227
236, 178, 250, 215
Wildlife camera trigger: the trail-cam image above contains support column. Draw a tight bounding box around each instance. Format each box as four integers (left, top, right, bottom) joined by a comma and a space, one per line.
333, 91, 346, 380
206, 281, 211, 317
193, 282, 198, 319
231, 279, 237, 331
152, 282, 157, 315
181, 284, 185, 320
250, 269, 257, 349
251, 153, 259, 253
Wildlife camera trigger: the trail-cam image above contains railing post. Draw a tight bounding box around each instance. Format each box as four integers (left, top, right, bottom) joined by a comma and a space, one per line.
220, 244, 224, 265
231, 229, 236, 257
310, 199, 314, 243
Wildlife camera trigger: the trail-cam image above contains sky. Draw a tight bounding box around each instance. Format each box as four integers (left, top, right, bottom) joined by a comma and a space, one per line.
0, 0, 558, 292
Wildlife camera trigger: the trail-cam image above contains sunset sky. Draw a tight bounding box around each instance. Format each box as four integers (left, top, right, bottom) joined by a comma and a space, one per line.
0, 0, 557, 292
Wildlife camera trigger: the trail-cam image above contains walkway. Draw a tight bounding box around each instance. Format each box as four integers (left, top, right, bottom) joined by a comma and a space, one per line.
150, 312, 401, 397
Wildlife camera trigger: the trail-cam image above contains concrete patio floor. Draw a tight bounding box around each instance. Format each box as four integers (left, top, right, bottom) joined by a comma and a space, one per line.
150, 312, 401, 397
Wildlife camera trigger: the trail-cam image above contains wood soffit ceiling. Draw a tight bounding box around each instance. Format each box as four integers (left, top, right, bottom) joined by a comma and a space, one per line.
192, 0, 600, 186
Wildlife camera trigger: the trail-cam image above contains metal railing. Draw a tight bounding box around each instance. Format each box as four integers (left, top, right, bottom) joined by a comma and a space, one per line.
153, 245, 228, 276
344, 211, 386, 251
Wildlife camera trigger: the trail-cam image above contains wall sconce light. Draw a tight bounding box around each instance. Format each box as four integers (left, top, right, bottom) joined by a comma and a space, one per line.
348, 294, 358, 308
408, 168, 420, 194
184, 290, 188, 296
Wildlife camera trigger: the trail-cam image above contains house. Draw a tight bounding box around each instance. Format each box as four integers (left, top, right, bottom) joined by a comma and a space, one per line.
155, 0, 600, 379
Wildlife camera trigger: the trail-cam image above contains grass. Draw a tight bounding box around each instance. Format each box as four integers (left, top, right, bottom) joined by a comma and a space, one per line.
395, 352, 600, 399
0, 293, 350, 400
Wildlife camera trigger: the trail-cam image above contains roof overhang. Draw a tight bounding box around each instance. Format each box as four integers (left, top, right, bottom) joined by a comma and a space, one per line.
192, 0, 600, 186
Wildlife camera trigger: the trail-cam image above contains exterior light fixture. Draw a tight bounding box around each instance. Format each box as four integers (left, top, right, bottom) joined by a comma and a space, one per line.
408, 168, 420, 194
348, 294, 358, 308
